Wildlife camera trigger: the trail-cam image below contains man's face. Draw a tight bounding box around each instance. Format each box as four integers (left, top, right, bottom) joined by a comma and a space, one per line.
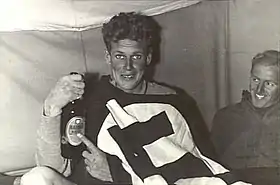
250, 63, 279, 108
105, 39, 151, 93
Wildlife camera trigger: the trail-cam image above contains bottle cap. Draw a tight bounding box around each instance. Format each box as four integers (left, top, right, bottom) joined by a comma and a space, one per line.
70, 72, 84, 79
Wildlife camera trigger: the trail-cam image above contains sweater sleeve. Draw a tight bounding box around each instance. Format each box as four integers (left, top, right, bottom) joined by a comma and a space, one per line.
35, 114, 71, 176
210, 107, 241, 160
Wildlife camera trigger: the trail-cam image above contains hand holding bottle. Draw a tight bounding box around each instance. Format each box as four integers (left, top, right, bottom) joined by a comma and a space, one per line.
44, 73, 85, 117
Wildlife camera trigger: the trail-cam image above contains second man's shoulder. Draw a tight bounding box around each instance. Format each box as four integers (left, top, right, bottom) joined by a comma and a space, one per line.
214, 101, 245, 121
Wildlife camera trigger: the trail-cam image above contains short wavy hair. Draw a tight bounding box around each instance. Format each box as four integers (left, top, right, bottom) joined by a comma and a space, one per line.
252, 50, 280, 69
102, 12, 161, 52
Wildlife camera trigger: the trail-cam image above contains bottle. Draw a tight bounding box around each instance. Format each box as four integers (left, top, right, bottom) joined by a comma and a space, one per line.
61, 72, 86, 159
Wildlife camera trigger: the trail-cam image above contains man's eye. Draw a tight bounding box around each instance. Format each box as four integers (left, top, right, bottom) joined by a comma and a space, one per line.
265, 81, 276, 87
252, 78, 259, 82
115, 55, 125, 60
132, 55, 142, 60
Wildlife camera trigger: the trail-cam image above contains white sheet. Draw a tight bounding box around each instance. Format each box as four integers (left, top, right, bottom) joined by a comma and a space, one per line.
0, 0, 201, 32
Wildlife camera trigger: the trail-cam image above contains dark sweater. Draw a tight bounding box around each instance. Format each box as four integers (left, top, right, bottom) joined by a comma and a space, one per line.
211, 90, 280, 184
64, 76, 237, 185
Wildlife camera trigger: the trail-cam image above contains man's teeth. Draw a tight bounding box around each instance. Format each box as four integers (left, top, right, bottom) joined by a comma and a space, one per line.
256, 94, 265, 99
123, 75, 133, 79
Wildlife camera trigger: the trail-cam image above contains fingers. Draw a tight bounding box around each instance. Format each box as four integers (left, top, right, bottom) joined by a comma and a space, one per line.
84, 158, 92, 167
44, 74, 86, 114
85, 165, 91, 173
82, 150, 96, 172
80, 146, 112, 181
57, 75, 85, 100
72, 81, 85, 89
82, 150, 92, 160
72, 87, 84, 98
69, 73, 84, 82
77, 133, 98, 153
60, 75, 85, 90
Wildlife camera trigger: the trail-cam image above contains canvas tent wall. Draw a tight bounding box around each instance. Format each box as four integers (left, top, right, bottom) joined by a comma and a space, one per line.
0, 0, 206, 174
0, 0, 279, 175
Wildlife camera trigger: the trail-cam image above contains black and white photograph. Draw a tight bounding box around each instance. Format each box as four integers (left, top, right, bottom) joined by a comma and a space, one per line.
0, 0, 279, 185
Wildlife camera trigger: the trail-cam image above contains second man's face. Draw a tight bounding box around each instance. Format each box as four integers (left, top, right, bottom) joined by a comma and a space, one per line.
106, 39, 151, 94
250, 63, 279, 108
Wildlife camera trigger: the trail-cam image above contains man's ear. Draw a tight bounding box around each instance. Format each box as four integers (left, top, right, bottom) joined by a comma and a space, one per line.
105, 50, 111, 64
146, 50, 153, 65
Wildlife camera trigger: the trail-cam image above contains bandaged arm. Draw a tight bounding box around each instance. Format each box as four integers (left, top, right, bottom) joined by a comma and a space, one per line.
35, 112, 71, 176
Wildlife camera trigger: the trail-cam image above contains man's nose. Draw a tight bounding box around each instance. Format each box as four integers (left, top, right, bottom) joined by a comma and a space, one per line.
124, 58, 133, 70
256, 82, 265, 94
